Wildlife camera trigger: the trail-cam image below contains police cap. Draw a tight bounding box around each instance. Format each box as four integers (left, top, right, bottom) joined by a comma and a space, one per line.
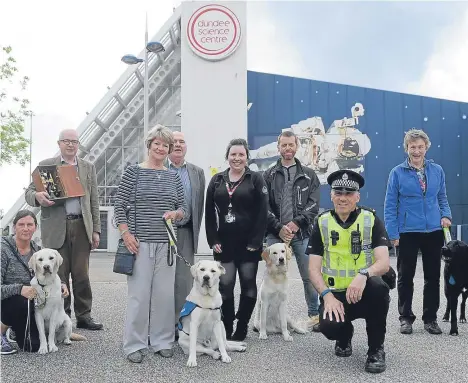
327, 169, 365, 192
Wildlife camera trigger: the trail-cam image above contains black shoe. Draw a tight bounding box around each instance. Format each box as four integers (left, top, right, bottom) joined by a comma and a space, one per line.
335, 339, 352, 357
312, 323, 321, 333
400, 321, 413, 334
365, 346, 386, 373
76, 318, 103, 331
424, 321, 442, 335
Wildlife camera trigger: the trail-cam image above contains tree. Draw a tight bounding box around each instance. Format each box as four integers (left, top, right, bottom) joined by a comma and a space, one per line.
0, 45, 31, 166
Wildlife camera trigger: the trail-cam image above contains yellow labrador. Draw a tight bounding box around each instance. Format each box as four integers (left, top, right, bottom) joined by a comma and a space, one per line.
254, 243, 307, 341
178, 260, 247, 367
29, 249, 73, 354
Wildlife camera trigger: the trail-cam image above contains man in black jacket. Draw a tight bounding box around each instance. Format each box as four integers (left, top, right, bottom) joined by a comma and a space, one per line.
263, 130, 321, 329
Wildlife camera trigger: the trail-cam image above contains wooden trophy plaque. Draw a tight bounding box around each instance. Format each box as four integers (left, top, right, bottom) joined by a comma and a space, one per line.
32, 165, 85, 200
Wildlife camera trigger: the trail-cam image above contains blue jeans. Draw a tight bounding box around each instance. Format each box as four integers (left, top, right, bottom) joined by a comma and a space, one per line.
266, 234, 319, 316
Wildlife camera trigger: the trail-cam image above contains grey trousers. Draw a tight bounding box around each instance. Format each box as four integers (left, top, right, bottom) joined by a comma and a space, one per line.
174, 227, 195, 322
123, 242, 175, 356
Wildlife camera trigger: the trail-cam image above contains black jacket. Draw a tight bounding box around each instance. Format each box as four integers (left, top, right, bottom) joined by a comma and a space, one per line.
263, 158, 320, 240
205, 167, 268, 262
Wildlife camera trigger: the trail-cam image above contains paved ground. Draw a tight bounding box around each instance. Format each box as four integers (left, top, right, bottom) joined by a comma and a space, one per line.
2, 254, 466, 383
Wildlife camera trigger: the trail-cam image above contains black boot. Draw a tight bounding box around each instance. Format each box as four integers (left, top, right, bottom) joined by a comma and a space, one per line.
365, 346, 386, 373
222, 298, 235, 340
232, 296, 256, 341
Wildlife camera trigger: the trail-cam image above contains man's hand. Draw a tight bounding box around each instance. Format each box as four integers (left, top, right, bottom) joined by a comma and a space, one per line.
35, 191, 55, 207
286, 221, 299, 234
323, 293, 345, 322
21, 286, 37, 300
61, 283, 69, 298
213, 244, 222, 253
441, 217, 451, 228
122, 232, 139, 255
346, 274, 367, 304
279, 225, 294, 243
392, 239, 399, 247
91, 232, 100, 250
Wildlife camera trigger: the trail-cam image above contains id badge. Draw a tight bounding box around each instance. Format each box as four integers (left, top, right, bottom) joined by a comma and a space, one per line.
225, 211, 236, 224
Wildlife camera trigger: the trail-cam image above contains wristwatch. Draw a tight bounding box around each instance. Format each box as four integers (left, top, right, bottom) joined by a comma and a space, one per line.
359, 268, 370, 279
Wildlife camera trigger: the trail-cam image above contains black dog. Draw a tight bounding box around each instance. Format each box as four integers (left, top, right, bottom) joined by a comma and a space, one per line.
441, 239, 468, 336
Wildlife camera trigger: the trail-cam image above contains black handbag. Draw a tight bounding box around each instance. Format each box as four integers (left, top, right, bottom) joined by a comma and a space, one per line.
113, 166, 139, 275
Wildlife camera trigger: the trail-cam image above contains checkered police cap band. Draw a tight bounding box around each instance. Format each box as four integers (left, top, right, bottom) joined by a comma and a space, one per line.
331, 178, 359, 190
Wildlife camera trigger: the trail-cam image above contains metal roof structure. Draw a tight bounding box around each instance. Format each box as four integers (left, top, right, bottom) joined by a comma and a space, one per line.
1, 7, 183, 232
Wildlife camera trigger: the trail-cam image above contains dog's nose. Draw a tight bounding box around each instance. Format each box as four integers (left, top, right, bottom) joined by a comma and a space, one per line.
43, 265, 51, 271
279, 257, 285, 263
203, 275, 210, 281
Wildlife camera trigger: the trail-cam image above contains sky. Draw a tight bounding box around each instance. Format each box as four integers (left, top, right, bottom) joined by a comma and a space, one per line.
1, 0, 468, 217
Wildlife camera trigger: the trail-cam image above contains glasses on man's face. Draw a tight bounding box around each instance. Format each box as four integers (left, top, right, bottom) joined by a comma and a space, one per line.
60, 139, 79, 146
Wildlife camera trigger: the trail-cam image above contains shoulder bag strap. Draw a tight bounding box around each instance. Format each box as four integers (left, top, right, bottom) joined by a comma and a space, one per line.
133, 166, 140, 239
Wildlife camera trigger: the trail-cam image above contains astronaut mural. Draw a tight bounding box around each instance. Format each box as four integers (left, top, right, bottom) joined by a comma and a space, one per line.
248, 103, 371, 185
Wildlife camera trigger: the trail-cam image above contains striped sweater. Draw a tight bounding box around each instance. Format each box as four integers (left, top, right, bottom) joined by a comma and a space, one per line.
114, 164, 189, 242
1, 235, 40, 300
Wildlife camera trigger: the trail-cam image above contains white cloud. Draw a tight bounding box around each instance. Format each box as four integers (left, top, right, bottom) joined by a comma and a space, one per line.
246, 2, 309, 78
407, 6, 468, 102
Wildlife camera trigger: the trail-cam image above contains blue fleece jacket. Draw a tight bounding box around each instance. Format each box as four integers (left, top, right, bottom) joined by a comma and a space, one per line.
384, 159, 452, 240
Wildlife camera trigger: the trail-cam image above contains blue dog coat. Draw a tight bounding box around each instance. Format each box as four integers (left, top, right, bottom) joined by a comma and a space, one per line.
177, 301, 222, 334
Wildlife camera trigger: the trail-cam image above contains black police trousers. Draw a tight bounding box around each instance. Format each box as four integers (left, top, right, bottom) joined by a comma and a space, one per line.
319, 276, 390, 351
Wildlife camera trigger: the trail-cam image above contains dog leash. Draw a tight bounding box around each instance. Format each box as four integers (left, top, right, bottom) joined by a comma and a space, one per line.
23, 299, 32, 352
163, 218, 192, 267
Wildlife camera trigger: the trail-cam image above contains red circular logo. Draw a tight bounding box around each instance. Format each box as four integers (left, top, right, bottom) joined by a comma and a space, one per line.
187, 4, 242, 61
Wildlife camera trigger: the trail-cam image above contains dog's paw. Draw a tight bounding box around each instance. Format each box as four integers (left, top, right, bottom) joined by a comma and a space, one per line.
238, 345, 247, 353
259, 332, 268, 340
63, 338, 72, 345
186, 357, 198, 367
38, 346, 49, 355
49, 344, 58, 353
221, 354, 231, 364
283, 333, 293, 342
449, 328, 459, 336
211, 351, 221, 360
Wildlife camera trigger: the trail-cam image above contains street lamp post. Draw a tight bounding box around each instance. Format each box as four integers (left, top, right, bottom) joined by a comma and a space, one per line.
121, 15, 165, 157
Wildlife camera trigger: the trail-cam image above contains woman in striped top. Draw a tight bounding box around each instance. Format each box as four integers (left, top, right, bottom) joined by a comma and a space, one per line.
114, 125, 189, 363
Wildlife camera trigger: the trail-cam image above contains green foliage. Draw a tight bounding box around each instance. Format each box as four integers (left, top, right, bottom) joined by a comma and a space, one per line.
0, 45, 31, 166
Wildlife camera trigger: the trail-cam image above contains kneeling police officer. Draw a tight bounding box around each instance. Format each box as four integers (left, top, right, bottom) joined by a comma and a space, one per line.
307, 169, 391, 373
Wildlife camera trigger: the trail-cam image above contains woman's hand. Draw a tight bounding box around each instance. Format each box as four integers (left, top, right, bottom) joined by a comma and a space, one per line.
21, 286, 37, 300
163, 210, 184, 221
247, 246, 257, 252
122, 232, 139, 255
61, 283, 69, 298
441, 217, 451, 228
213, 244, 222, 253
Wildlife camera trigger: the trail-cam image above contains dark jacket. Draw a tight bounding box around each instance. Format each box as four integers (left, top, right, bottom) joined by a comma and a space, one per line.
263, 158, 321, 240
1, 236, 41, 300
205, 167, 268, 262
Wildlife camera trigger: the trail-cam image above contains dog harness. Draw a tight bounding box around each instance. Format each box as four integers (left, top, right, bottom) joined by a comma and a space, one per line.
34, 281, 48, 309
177, 301, 222, 336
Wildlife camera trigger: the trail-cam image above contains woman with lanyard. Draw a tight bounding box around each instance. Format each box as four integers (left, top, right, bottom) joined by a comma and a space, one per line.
205, 138, 269, 341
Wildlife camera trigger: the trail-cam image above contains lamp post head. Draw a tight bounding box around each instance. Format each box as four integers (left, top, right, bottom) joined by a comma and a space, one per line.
121, 55, 144, 65
146, 41, 165, 54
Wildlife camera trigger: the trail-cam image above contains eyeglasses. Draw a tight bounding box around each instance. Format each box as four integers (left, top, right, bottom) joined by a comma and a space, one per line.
60, 139, 79, 146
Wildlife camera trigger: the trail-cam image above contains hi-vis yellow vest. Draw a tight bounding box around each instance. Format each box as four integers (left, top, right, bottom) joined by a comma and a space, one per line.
318, 209, 375, 291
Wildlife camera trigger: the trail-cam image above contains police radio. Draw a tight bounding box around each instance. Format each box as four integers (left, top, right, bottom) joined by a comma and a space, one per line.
351, 224, 362, 255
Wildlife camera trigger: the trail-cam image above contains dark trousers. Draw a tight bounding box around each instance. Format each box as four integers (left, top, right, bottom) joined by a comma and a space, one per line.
58, 218, 93, 321
319, 276, 390, 351
1, 295, 40, 352
397, 230, 444, 323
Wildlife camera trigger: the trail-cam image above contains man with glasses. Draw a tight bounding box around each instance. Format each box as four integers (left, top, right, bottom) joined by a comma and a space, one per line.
25, 129, 103, 330
306, 169, 391, 374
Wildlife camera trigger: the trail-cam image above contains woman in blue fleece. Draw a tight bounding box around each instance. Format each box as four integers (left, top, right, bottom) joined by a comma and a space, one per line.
384, 129, 452, 336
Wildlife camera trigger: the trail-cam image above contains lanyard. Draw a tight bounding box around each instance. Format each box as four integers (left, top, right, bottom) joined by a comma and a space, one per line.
225, 178, 244, 206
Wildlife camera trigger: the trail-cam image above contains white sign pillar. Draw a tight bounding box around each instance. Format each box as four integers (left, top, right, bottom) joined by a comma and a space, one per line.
181, 1, 247, 254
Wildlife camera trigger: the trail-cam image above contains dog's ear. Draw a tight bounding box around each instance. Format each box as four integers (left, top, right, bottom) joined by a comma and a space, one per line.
285, 245, 292, 261
54, 250, 63, 271
28, 252, 38, 272
261, 247, 271, 265
217, 262, 226, 275
190, 261, 200, 279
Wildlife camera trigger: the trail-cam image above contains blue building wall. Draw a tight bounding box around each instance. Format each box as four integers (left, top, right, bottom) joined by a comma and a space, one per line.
247, 71, 468, 229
